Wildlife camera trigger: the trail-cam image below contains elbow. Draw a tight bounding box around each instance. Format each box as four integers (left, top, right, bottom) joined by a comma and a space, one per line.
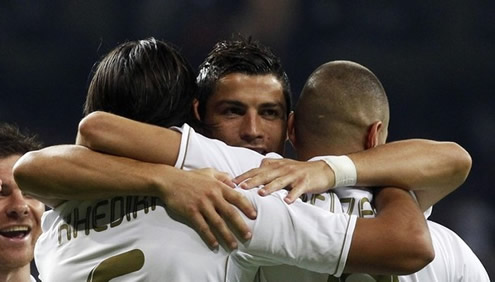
444, 142, 472, 186
406, 236, 435, 274
13, 151, 40, 194
452, 142, 472, 183
393, 226, 435, 274
78, 111, 108, 147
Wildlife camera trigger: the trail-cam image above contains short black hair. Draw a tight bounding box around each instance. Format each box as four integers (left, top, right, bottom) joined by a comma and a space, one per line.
196, 35, 291, 119
0, 123, 43, 158
84, 38, 197, 128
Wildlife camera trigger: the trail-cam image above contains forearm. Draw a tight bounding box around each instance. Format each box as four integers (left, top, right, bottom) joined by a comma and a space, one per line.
345, 187, 434, 274
13, 145, 174, 207
77, 111, 181, 165
348, 139, 472, 210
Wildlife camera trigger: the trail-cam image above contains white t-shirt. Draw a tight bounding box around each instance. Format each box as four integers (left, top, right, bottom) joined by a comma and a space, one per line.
258, 187, 489, 282
34, 124, 357, 282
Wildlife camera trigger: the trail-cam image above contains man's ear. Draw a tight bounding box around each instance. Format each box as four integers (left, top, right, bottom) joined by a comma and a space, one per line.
366, 121, 383, 149
192, 99, 201, 121
287, 111, 296, 147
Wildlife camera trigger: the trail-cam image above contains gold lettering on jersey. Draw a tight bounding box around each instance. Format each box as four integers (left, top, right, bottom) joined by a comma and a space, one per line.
309, 194, 326, 205
87, 249, 145, 282
339, 197, 355, 215
58, 196, 159, 245
301, 193, 337, 212
359, 197, 375, 218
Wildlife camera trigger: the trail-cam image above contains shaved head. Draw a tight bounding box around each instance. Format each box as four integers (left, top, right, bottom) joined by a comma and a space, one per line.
293, 61, 389, 157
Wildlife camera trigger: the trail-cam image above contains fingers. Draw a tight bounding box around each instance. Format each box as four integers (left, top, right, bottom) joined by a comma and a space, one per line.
233, 158, 281, 186
197, 183, 254, 250
257, 175, 295, 196
201, 204, 238, 250
214, 171, 236, 188
223, 188, 257, 219
215, 196, 253, 241
284, 185, 306, 204
233, 168, 260, 186
189, 212, 219, 249
236, 168, 281, 190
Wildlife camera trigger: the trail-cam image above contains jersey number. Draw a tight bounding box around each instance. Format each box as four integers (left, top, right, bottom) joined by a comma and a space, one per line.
87, 249, 145, 282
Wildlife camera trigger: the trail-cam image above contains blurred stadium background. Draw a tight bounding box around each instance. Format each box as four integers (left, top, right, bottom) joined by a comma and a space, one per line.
1, 1, 493, 278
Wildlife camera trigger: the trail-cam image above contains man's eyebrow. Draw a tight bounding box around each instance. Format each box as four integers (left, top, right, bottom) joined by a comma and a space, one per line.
215, 100, 247, 107
259, 102, 284, 109
215, 100, 286, 111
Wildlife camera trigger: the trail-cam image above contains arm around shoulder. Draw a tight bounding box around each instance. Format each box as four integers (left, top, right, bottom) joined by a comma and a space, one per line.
344, 187, 434, 275
350, 139, 472, 211
77, 111, 181, 165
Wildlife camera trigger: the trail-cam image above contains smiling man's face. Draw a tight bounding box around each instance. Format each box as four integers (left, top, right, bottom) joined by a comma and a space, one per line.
0, 155, 44, 271
198, 73, 288, 155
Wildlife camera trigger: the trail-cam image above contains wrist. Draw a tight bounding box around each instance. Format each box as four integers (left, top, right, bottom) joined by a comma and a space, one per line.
309, 155, 357, 188
149, 165, 178, 200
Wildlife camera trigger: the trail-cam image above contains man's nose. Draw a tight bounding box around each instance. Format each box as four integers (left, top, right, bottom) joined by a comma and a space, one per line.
6, 191, 29, 219
240, 112, 263, 141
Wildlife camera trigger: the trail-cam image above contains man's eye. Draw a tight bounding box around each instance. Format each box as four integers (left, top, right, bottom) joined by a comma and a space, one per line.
222, 108, 243, 116
261, 109, 282, 119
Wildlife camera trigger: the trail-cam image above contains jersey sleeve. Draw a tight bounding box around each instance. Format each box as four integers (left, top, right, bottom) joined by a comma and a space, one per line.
235, 189, 357, 278
174, 123, 280, 176
427, 221, 490, 281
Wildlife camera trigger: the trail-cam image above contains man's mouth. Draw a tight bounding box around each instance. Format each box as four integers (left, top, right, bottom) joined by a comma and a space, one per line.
0, 226, 31, 239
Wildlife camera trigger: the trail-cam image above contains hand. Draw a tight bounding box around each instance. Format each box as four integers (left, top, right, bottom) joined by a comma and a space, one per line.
233, 158, 335, 204
161, 168, 257, 250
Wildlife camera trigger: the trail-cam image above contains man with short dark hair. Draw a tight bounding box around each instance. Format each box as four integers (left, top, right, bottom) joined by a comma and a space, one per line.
194, 36, 291, 155
0, 123, 44, 282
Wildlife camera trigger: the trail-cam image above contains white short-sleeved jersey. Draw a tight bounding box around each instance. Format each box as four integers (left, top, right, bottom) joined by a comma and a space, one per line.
258, 187, 490, 282
257, 187, 375, 282
34, 123, 357, 282
400, 221, 490, 282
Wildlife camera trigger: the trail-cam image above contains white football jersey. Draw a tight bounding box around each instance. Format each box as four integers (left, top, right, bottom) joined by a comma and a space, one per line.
34, 124, 357, 282
260, 186, 489, 282
400, 220, 490, 282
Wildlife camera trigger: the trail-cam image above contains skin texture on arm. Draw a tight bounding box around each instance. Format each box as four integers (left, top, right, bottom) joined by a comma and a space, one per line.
13, 143, 256, 250
349, 139, 471, 211
77, 111, 182, 164
345, 186, 434, 274
235, 139, 472, 211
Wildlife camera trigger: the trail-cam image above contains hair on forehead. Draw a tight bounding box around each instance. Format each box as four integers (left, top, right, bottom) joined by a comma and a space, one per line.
196, 35, 292, 120
0, 123, 43, 158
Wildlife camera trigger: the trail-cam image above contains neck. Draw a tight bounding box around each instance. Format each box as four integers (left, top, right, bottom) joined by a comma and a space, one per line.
0, 265, 31, 282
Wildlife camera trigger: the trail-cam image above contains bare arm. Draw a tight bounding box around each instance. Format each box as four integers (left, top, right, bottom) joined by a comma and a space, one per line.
345, 187, 434, 274
76, 111, 182, 164
235, 139, 471, 210
350, 139, 471, 211
14, 145, 176, 208
14, 136, 257, 249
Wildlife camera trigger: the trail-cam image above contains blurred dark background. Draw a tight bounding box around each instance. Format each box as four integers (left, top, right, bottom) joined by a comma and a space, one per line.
1, 1, 493, 279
